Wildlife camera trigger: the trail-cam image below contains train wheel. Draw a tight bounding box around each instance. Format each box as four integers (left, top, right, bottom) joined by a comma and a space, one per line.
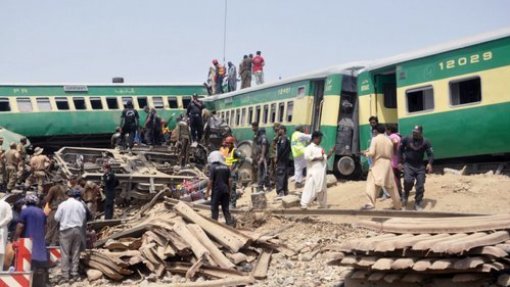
177, 168, 201, 178
237, 140, 253, 159
334, 155, 361, 179
237, 157, 254, 185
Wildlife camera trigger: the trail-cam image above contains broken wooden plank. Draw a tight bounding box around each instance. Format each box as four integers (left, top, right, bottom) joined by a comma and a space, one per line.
166, 262, 245, 279
252, 250, 272, 280
86, 259, 124, 281
186, 256, 204, 280
226, 252, 248, 265
153, 276, 255, 287
187, 224, 236, 269
173, 201, 250, 253
172, 219, 210, 260
94, 224, 147, 248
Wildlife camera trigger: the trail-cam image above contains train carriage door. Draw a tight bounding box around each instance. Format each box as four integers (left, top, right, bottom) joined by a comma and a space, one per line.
311, 80, 325, 131
373, 72, 398, 125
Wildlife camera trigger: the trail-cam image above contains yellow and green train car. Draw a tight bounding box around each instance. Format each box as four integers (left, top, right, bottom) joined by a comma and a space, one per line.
205, 63, 366, 177
358, 28, 510, 168
0, 84, 206, 149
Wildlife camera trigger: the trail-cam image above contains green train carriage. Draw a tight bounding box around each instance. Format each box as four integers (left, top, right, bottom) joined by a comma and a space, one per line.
0, 84, 206, 149
358, 28, 510, 169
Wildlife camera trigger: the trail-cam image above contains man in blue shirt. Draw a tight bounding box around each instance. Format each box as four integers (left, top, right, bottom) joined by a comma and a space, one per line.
14, 194, 48, 287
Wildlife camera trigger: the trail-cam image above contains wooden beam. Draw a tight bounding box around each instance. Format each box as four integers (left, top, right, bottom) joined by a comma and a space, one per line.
187, 224, 236, 269
252, 251, 272, 280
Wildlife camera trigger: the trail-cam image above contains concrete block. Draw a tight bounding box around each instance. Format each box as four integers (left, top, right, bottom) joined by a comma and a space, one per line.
281, 195, 300, 208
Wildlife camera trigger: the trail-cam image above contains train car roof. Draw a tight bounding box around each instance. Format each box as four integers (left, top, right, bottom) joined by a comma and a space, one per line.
203, 61, 367, 102
364, 27, 510, 72
0, 82, 204, 87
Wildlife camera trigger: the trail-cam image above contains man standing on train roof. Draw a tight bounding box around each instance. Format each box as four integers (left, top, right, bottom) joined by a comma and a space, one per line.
399, 125, 434, 211
220, 136, 244, 208
361, 124, 402, 210
213, 59, 225, 94
227, 61, 237, 92
14, 194, 49, 287
102, 163, 118, 220
187, 93, 204, 145
291, 125, 312, 188
120, 100, 139, 149
0, 137, 5, 192
205, 151, 235, 226
252, 122, 270, 192
252, 51, 265, 85
29, 147, 50, 195
300, 131, 333, 209
239, 55, 251, 89
275, 125, 291, 197
5, 142, 20, 193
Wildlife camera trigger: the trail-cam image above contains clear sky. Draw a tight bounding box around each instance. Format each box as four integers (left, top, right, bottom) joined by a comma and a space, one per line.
1, 0, 509, 84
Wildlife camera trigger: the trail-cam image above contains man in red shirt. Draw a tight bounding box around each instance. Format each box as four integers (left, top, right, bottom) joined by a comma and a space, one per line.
252, 51, 265, 85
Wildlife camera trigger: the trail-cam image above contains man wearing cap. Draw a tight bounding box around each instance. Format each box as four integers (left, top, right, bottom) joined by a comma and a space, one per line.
55, 189, 87, 283
187, 94, 204, 144
399, 125, 434, 211
102, 163, 117, 219
120, 100, 139, 149
205, 151, 234, 226
291, 125, 312, 188
14, 194, 48, 287
5, 142, 20, 192
300, 131, 333, 209
44, 177, 67, 245
220, 136, 244, 208
362, 124, 402, 210
29, 147, 50, 195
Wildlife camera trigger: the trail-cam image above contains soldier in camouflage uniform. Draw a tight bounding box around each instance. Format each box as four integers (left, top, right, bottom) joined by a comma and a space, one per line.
5, 143, 20, 192
268, 123, 281, 189
171, 115, 191, 167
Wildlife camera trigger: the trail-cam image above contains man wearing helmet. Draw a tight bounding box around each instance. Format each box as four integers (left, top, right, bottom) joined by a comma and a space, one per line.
220, 136, 244, 208
205, 151, 234, 226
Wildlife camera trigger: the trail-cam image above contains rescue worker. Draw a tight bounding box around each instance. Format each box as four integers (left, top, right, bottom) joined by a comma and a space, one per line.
187, 94, 204, 144
291, 125, 311, 188
5, 142, 20, 192
220, 136, 244, 208
399, 125, 434, 211
252, 122, 269, 192
275, 125, 291, 197
102, 163, 117, 219
171, 115, 191, 167
0, 137, 5, 191
29, 147, 50, 195
205, 151, 234, 226
120, 100, 140, 149
269, 123, 281, 189
44, 176, 67, 245
204, 111, 231, 150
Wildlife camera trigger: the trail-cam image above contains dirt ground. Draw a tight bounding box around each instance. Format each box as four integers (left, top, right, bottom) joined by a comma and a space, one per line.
236, 173, 510, 214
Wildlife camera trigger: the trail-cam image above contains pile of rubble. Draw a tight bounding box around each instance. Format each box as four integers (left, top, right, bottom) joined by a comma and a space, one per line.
82, 200, 280, 286
329, 214, 510, 287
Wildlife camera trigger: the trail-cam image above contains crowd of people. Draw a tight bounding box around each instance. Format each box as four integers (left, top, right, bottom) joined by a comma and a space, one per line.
205, 51, 266, 95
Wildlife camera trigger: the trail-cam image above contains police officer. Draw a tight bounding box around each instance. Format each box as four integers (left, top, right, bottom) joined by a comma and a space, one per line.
205, 151, 234, 226
220, 136, 244, 208
398, 125, 434, 211
187, 94, 204, 144
275, 125, 291, 197
251, 122, 269, 192
102, 163, 117, 219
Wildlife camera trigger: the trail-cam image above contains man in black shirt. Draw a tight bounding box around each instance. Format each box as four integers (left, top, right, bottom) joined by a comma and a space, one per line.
120, 100, 139, 149
276, 125, 291, 197
206, 151, 234, 226
252, 122, 269, 192
398, 125, 434, 211
102, 163, 118, 219
187, 94, 204, 144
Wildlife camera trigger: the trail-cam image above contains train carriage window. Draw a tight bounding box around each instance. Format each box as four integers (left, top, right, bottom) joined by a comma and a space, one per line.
240, 108, 246, 126
263, 105, 269, 124
106, 97, 119, 109
73, 97, 86, 110
55, 97, 70, 110
230, 110, 236, 127
153, 97, 164, 109
36, 98, 52, 111
248, 107, 253, 124
225, 111, 230, 125
0, 98, 10, 112
17, 98, 33, 112
220, 111, 224, 120
278, 102, 285, 122
182, 97, 191, 109
122, 97, 133, 108
137, 97, 148, 109
383, 83, 397, 108
255, 106, 261, 123
270, 103, 276, 123
406, 86, 434, 113
235, 109, 241, 126
90, 97, 103, 110
450, 77, 481, 106
286, 101, 294, 122
297, 87, 305, 97
168, 97, 178, 108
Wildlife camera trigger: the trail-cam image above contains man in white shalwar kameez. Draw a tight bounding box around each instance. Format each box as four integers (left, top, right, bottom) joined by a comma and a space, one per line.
300, 131, 333, 209
0, 199, 13, 270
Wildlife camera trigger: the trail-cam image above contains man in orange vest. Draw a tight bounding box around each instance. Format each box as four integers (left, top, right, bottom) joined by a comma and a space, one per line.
220, 136, 244, 208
